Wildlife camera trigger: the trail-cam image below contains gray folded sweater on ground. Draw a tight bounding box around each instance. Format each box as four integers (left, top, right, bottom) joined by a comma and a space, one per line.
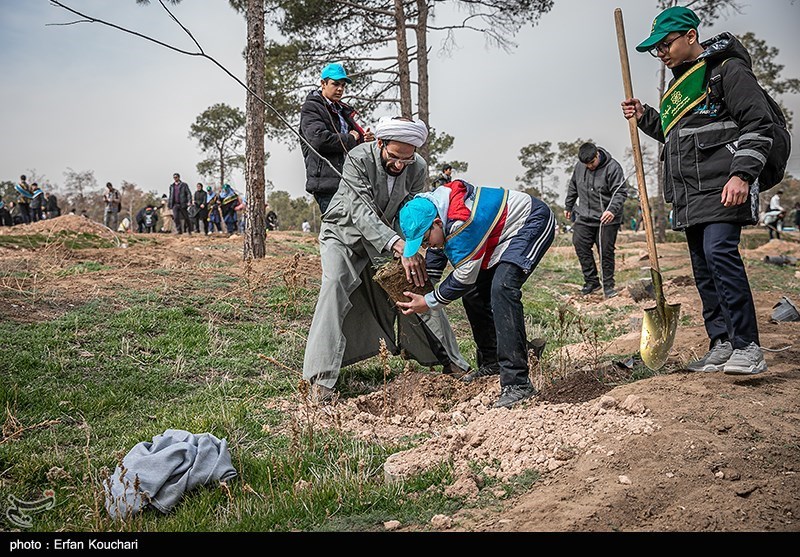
104, 428, 237, 519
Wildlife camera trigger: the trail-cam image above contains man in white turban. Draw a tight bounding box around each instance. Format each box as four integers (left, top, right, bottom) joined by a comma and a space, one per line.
303, 116, 470, 403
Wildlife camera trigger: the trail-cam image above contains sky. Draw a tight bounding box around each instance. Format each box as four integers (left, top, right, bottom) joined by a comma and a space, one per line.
1, 0, 798, 204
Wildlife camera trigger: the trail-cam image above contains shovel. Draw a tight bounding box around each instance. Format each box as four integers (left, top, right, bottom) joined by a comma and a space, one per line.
614, 8, 681, 370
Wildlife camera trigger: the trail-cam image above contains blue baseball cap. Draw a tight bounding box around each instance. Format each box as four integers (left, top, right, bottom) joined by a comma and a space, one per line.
320, 63, 352, 84
399, 197, 438, 258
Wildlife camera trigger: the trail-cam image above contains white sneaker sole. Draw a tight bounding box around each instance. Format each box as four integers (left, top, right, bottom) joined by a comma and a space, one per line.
686, 363, 725, 372
723, 363, 767, 376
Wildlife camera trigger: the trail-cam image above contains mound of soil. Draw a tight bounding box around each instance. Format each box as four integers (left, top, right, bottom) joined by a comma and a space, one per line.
0, 214, 118, 239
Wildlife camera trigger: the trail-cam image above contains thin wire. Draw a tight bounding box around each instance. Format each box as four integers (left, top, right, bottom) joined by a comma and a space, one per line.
49, 0, 388, 225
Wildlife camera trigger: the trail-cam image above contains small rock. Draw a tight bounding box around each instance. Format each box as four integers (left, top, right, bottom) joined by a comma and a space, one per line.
451, 411, 467, 425
619, 395, 646, 414
666, 472, 675, 478
430, 514, 452, 529
554, 447, 575, 461
596, 395, 617, 409
444, 476, 479, 499
734, 482, 760, 497
384, 520, 401, 531
715, 471, 725, 479
416, 409, 437, 424
618, 475, 631, 485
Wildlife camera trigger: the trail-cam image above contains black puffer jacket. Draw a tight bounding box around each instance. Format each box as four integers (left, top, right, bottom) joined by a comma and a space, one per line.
638, 33, 773, 230
299, 90, 365, 196
564, 147, 628, 226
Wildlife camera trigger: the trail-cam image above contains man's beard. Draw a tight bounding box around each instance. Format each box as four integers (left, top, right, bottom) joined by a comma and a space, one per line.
381, 156, 406, 177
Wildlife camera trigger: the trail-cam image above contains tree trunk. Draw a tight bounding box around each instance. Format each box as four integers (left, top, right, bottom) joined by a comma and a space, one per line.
219, 147, 226, 188
656, 62, 667, 243
243, 0, 266, 260
415, 0, 430, 163
394, 0, 413, 118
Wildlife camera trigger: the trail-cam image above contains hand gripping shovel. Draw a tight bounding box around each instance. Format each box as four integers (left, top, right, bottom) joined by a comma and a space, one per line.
615, 8, 681, 370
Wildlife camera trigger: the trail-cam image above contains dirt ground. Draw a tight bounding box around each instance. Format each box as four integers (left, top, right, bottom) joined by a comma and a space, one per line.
2, 215, 800, 532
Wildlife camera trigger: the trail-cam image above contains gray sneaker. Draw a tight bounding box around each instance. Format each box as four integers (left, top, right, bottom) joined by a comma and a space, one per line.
460, 363, 500, 383
723, 342, 768, 375
493, 383, 538, 409
686, 339, 733, 372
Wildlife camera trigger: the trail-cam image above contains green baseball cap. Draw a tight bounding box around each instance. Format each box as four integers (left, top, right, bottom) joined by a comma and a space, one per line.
635, 6, 700, 53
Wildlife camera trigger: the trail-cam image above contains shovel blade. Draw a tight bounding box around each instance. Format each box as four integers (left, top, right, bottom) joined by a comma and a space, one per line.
639, 268, 681, 370
640, 301, 681, 370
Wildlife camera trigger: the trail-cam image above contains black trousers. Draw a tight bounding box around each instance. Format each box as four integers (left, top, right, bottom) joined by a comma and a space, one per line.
172, 206, 192, 234
193, 210, 208, 234
686, 222, 759, 349
572, 221, 619, 289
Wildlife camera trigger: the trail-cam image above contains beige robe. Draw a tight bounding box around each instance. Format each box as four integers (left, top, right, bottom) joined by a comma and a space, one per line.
303, 142, 468, 389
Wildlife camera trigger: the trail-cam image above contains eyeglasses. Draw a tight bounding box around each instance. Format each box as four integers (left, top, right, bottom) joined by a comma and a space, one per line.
648, 31, 687, 57
381, 146, 416, 166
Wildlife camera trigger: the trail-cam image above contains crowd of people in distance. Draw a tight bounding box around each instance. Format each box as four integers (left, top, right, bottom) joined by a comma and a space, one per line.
0, 173, 282, 237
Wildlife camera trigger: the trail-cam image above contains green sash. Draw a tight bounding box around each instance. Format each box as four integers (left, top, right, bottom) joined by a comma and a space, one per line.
660, 60, 707, 136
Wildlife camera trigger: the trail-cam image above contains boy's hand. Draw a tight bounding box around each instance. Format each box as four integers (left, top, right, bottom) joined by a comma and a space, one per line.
396, 292, 430, 315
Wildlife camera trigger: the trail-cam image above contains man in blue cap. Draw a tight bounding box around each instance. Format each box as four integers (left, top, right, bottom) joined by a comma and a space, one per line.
396, 180, 556, 408
300, 62, 375, 214
621, 6, 775, 375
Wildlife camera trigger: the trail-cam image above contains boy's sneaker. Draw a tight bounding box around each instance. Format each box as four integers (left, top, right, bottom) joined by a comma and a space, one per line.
580, 283, 601, 295
604, 288, 619, 299
459, 363, 500, 383
686, 339, 733, 372
723, 343, 768, 375
493, 383, 538, 409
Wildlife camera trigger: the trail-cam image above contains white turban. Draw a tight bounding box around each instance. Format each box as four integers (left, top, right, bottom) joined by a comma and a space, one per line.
374, 116, 428, 147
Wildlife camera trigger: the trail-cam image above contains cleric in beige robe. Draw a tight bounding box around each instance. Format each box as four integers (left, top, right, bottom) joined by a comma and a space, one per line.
303, 117, 469, 399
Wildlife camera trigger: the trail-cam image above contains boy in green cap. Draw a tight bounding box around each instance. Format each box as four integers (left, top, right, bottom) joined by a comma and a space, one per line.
621, 6, 774, 375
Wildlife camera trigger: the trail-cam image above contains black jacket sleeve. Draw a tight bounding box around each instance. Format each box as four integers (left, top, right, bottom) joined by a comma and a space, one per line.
721, 58, 774, 181
300, 101, 358, 155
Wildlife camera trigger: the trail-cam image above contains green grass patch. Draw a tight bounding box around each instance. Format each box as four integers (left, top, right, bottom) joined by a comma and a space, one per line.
56, 261, 112, 276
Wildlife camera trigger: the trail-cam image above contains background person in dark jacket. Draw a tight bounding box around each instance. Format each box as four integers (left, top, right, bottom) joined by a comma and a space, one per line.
564, 143, 628, 298
44, 191, 60, 219
0, 199, 12, 226
167, 173, 192, 235
29, 183, 44, 222
433, 164, 453, 189
193, 183, 208, 234
622, 6, 773, 375
299, 63, 374, 214
103, 182, 121, 230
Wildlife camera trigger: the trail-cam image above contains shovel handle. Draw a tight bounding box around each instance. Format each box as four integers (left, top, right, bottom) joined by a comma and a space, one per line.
615, 8, 661, 274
